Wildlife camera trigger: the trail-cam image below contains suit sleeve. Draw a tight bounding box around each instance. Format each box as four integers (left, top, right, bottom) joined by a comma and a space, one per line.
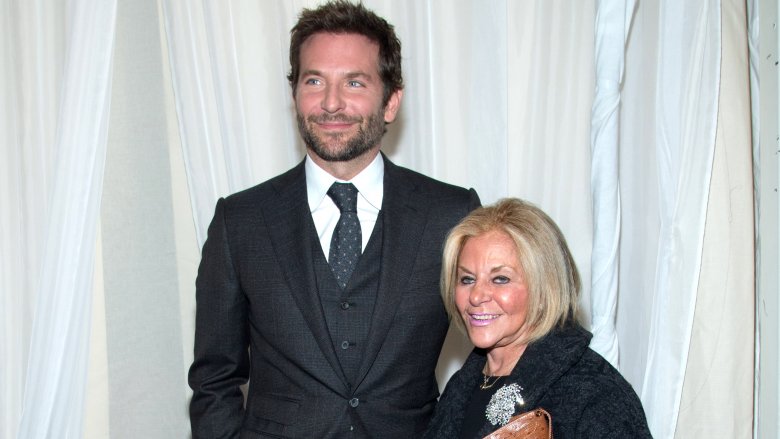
467, 188, 481, 211
189, 198, 250, 438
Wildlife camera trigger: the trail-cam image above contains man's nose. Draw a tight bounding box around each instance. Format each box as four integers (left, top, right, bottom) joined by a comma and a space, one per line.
321, 84, 345, 113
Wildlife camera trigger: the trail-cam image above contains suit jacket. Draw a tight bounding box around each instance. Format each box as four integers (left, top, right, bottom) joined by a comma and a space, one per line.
189, 155, 480, 438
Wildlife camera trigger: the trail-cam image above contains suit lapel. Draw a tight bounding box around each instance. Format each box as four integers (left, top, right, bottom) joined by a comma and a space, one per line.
262, 161, 350, 390
354, 158, 429, 386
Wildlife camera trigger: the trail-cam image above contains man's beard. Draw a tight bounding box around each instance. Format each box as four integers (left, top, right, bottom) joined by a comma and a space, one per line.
297, 110, 386, 162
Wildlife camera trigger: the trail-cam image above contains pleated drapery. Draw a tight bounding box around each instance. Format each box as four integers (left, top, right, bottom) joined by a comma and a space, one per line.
1, 1, 117, 437
589, 0, 635, 368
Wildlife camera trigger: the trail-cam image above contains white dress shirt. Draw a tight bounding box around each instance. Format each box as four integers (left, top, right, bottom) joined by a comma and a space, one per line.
306, 153, 384, 261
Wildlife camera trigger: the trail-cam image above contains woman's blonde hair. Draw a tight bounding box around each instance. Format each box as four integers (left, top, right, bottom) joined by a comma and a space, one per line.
441, 198, 580, 345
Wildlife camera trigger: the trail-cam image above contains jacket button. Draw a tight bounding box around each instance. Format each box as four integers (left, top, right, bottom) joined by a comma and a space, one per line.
341, 340, 350, 350
349, 398, 359, 407
341, 301, 350, 310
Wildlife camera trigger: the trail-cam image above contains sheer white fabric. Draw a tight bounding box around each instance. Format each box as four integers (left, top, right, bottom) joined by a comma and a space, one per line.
589, 0, 635, 367
676, 2, 755, 434
160, 0, 306, 248
616, 0, 754, 437
0, 0, 762, 437
1, 0, 117, 437
675, 0, 762, 439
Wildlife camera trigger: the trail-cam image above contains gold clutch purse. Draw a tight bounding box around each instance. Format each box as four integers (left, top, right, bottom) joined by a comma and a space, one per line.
482, 408, 552, 439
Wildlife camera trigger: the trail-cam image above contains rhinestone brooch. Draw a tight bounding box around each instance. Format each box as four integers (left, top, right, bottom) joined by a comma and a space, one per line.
485, 383, 525, 426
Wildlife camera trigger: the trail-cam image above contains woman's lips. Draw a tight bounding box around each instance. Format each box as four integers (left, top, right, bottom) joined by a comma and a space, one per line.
468, 313, 499, 327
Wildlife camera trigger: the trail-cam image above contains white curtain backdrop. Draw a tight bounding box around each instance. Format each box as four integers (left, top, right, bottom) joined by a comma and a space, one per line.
619, 0, 755, 437
631, 1, 722, 437
1, 0, 761, 438
1, 0, 117, 438
589, 0, 635, 367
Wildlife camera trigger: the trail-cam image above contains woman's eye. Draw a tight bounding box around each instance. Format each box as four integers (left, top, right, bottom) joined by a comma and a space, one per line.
459, 276, 475, 285
493, 275, 510, 284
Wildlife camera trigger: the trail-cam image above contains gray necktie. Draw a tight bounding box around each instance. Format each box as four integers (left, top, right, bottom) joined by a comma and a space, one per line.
327, 182, 361, 289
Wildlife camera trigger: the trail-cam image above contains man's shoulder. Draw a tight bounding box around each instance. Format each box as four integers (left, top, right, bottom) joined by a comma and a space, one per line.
386, 160, 475, 199
223, 161, 305, 207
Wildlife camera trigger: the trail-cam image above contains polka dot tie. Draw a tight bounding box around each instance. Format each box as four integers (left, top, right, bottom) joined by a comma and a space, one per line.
327, 182, 361, 289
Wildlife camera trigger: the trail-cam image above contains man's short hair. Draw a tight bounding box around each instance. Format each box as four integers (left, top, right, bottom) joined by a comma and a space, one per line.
288, 0, 404, 106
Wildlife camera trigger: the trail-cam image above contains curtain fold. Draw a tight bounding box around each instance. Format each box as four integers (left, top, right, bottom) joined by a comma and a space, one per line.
589, 0, 635, 367
160, 0, 236, 249
633, 1, 722, 437
673, 0, 754, 437
1, 0, 118, 437
160, 0, 303, 248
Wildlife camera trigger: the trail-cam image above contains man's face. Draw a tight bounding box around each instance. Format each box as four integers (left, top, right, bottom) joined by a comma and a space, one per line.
294, 32, 401, 162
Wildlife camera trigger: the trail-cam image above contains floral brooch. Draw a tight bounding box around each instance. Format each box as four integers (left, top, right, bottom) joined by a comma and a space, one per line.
485, 383, 525, 426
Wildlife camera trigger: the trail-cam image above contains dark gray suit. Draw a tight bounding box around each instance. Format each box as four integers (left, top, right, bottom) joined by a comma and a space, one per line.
189, 155, 480, 438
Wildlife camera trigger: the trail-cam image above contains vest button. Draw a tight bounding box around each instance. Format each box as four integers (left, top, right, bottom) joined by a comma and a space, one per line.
340, 301, 350, 310
341, 340, 350, 350
349, 398, 359, 407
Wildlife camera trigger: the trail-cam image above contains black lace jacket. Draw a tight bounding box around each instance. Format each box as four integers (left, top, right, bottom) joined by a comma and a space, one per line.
424, 323, 653, 439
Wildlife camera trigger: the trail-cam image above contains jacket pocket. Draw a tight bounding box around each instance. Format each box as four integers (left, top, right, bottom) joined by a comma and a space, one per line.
242, 393, 301, 437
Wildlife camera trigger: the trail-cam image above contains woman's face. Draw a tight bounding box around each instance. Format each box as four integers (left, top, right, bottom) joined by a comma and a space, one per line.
454, 230, 530, 353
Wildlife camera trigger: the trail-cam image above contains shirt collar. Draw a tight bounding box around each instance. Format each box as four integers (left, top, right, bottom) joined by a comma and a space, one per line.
306, 153, 384, 211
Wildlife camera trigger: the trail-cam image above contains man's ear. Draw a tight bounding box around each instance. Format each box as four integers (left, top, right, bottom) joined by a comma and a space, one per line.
383, 89, 403, 123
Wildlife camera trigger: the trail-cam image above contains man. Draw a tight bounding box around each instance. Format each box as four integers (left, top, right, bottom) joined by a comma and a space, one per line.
188, 1, 480, 437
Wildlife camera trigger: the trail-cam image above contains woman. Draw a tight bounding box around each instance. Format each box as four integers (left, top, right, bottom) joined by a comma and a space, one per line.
425, 199, 651, 438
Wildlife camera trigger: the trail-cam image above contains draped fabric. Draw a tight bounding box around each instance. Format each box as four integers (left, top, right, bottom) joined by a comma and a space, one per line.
589, 0, 635, 367
1, 0, 117, 437
619, 1, 755, 437
625, 1, 722, 437
676, 2, 755, 435
0, 1, 762, 438
159, 0, 308, 248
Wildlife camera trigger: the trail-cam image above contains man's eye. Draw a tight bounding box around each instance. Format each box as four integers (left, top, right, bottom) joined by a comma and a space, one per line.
493, 276, 509, 284
304, 78, 321, 85
347, 80, 363, 87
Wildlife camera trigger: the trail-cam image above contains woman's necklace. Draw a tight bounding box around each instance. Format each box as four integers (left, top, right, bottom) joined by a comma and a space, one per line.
481, 363, 505, 390
480, 373, 502, 390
